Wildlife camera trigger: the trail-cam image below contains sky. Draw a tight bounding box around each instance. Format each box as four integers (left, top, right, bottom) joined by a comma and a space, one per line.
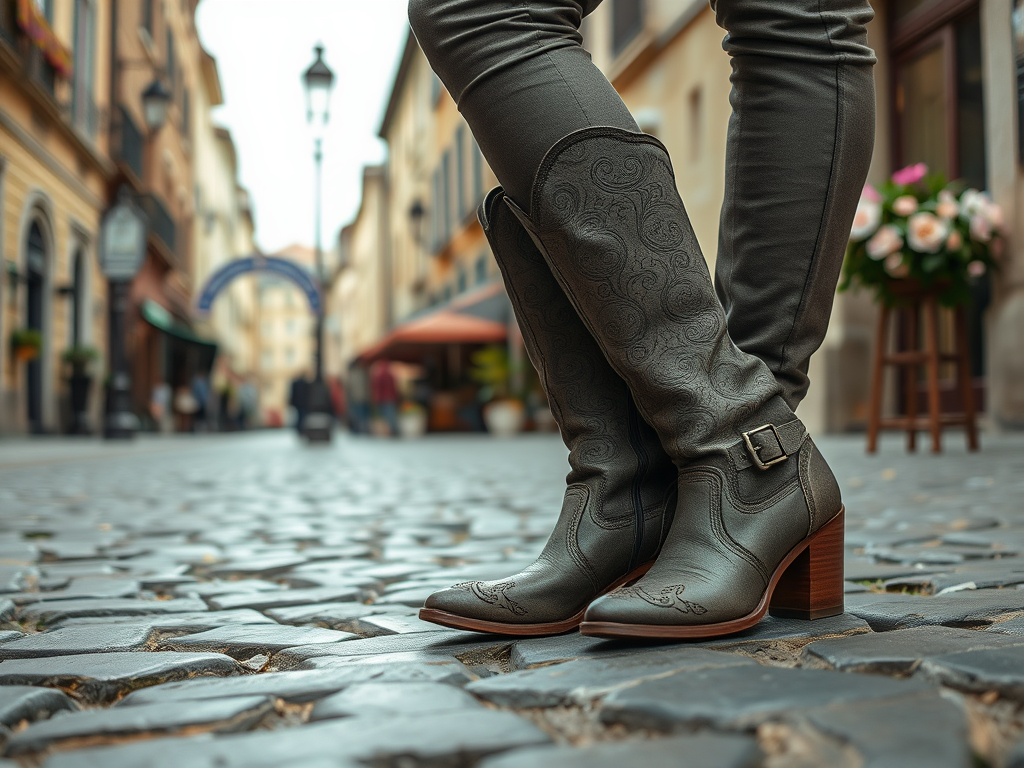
195, 0, 411, 255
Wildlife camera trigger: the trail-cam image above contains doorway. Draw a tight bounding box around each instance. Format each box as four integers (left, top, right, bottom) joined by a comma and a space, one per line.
25, 221, 46, 432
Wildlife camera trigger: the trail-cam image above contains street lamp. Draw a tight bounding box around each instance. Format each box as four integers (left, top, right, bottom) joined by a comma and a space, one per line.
102, 78, 169, 440
300, 44, 335, 443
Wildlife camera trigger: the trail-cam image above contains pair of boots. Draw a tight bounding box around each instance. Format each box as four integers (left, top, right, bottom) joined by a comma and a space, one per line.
419, 128, 845, 640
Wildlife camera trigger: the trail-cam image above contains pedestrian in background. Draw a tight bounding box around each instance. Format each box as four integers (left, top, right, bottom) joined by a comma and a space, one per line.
288, 373, 309, 435
370, 361, 399, 437
347, 364, 371, 434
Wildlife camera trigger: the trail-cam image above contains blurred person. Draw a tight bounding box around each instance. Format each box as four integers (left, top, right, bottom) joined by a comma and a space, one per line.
150, 382, 173, 434
370, 361, 399, 437
288, 372, 310, 435
347, 364, 371, 434
410, 0, 874, 639
238, 377, 259, 430
190, 372, 210, 433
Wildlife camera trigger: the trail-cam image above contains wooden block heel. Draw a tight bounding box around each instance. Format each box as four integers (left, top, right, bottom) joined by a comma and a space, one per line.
769, 508, 845, 620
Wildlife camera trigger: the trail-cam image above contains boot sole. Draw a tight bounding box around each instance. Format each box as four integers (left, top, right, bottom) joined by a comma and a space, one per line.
418, 561, 655, 637
579, 508, 845, 640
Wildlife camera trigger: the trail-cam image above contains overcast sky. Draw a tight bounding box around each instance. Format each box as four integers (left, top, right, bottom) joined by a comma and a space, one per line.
195, 0, 411, 255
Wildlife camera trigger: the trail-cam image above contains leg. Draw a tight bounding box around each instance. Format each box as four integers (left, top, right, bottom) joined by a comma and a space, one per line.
712, 0, 876, 409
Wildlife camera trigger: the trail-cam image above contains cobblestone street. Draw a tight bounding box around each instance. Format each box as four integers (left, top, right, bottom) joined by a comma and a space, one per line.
1, 430, 1024, 767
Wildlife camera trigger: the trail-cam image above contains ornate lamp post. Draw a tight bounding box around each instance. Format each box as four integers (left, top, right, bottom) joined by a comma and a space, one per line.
300, 44, 335, 443
101, 77, 171, 439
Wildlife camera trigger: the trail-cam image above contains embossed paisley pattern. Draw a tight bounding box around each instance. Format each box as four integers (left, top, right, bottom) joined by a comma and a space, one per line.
611, 584, 708, 614
510, 128, 782, 462
451, 580, 527, 616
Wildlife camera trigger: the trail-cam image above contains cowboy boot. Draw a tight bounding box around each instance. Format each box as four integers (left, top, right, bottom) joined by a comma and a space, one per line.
503, 127, 845, 639
419, 187, 677, 636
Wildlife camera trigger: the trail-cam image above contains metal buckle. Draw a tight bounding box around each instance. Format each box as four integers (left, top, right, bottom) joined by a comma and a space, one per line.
742, 424, 788, 470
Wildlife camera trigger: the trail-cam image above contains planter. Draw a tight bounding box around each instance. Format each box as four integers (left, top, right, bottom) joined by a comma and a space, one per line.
483, 399, 525, 437
14, 345, 39, 363
369, 417, 392, 437
398, 409, 428, 439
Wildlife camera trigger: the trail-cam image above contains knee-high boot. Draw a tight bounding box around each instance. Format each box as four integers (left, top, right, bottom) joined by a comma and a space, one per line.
420, 187, 677, 636
505, 128, 845, 638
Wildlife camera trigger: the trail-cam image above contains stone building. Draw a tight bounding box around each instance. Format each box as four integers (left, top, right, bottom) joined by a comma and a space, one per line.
0, 0, 112, 433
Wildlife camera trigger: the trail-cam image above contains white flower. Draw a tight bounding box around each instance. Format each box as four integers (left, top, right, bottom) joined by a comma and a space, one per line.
907, 212, 949, 253
850, 198, 881, 241
968, 261, 987, 277
960, 189, 988, 217
936, 190, 959, 219
884, 253, 910, 278
866, 225, 903, 260
892, 195, 919, 217
970, 214, 992, 243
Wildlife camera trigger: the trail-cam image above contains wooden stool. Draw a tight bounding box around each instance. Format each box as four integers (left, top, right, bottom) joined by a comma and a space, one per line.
866, 285, 978, 454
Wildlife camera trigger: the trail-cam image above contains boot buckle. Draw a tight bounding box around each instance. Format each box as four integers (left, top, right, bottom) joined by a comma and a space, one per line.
742, 424, 788, 470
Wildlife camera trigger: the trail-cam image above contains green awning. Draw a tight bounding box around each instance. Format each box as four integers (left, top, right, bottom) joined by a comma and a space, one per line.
141, 300, 218, 349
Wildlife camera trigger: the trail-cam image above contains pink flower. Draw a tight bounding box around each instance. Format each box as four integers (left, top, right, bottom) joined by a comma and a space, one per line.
945, 230, 962, 250
884, 253, 910, 278
907, 212, 949, 253
985, 201, 1004, 230
850, 198, 881, 241
862, 184, 881, 203
967, 261, 987, 277
993, 238, 1005, 258
892, 163, 928, 185
866, 225, 903, 260
892, 195, 919, 217
970, 214, 992, 243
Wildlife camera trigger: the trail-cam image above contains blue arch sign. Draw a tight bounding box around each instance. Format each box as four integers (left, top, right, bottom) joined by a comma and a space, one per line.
196, 255, 322, 315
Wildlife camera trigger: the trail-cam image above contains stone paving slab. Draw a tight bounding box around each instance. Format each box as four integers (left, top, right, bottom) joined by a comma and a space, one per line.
468, 647, 756, 708
802, 625, 1024, 674
477, 735, 762, 768
19, 597, 209, 626
918, 646, 1024, 698
309, 681, 482, 720
53, 609, 276, 631
5, 696, 274, 756
0, 624, 154, 658
0, 686, 77, 728
0, 651, 241, 704
156, 624, 357, 657
599, 665, 935, 731
846, 590, 1024, 631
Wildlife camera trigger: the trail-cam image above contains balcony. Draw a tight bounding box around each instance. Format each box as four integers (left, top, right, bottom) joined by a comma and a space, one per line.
114, 106, 145, 180
139, 193, 176, 262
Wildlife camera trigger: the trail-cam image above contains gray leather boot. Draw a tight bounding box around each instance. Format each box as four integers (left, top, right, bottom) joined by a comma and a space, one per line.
419, 187, 677, 636
504, 127, 845, 639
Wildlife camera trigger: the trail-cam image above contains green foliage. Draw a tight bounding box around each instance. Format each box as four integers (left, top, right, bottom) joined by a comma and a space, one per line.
470, 345, 515, 403
62, 345, 99, 367
9, 328, 42, 351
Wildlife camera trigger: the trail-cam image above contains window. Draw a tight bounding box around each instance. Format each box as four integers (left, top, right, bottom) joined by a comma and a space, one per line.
261, 320, 273, 336
72, 0, 96, 137
440, 149, 452, 244
286, 319, 297, 335
457, 266, 467, 294
142, 0, 154, 34
455, 125, 466, 221
261, 350, 273, 370
611, 0, 644, 55
286, 347, 297, 365
182, 88, 190, 136
166, 30, 176, 94
475, 255, 488, 285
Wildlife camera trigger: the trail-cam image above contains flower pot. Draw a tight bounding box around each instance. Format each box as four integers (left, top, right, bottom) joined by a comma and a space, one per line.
14, 345, 39, 363
483, 399, 525, 437
369, 417, 392, 437
532, 405, 557, 433
398, 410, 428, 439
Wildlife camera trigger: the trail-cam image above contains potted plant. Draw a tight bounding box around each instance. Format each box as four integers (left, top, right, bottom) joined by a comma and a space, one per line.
62, 345, 99, 435
841, 163, 1004, 307
398, 400, 428, 438
9, 328, 42, 362
471, 345, 525, 437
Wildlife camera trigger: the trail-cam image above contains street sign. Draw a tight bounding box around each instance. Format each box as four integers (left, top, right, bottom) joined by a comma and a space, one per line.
100, 188, 147, 281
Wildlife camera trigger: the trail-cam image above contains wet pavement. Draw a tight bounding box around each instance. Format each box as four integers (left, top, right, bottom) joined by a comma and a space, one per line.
1, 429, 1023, 767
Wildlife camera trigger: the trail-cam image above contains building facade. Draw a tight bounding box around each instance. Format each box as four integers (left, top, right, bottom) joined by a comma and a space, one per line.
0, 0, 112, 433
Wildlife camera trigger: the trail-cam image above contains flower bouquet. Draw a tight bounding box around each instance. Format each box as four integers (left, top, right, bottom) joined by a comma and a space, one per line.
840, 163, 1004, 306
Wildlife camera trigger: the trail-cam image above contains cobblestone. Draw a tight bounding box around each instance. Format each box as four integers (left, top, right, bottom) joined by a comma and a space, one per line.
0, 430, 1022, 765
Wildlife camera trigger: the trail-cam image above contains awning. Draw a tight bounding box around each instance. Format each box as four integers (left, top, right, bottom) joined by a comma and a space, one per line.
357, 309, 507, 364
141, 300, 218, 350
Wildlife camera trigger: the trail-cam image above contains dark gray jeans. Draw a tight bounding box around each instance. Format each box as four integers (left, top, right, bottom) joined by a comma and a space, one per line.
407, 0, 875, 408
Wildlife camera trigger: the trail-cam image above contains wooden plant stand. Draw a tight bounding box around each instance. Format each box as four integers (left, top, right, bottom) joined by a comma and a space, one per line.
866, 282, 978, 454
